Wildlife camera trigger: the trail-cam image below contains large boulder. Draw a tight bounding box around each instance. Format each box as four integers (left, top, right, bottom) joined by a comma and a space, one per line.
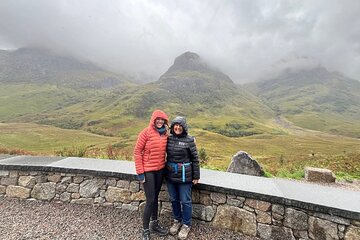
304, 167, 336, 183
227, 151, 264, 176
213, 205, 256, 236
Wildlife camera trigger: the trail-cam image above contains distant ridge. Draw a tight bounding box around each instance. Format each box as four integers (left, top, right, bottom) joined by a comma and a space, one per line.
0, 48, 132, 89
244, 65, 360, 137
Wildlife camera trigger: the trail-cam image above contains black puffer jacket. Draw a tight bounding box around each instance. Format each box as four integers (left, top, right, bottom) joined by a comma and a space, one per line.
166, 116, 200, 183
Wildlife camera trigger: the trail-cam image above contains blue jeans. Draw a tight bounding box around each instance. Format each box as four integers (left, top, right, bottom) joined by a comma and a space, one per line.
166, 180, 192, 226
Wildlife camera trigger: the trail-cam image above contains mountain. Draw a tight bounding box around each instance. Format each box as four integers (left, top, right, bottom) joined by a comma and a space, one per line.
245, 65, 360, 137
0, 48, 132, 89
0, 49, 276, 139
0, 48, 136, 124
156, 52, 235, 104
101, 51, 274, 121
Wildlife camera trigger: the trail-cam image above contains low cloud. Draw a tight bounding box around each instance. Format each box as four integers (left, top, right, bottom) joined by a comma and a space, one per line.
0, 0, 359, 83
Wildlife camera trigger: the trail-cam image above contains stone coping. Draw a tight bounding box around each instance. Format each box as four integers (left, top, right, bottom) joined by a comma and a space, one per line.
0, 154, 359, 220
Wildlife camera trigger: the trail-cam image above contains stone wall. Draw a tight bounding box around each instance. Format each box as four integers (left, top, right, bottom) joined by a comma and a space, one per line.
0, 169, 359, 240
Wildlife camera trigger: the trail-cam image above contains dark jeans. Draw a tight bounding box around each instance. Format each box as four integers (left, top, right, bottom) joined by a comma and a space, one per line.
166, 180, 192, 226
143, 169, 164, 229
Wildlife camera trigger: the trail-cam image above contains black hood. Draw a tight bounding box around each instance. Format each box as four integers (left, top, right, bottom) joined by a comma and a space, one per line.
170, 116, 188, 136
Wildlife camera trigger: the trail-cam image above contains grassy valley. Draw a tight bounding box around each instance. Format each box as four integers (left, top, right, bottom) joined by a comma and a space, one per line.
0, 49, 359, 180
244, 67, 360, 138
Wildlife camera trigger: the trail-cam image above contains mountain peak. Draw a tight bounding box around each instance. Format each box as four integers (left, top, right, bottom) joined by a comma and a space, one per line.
166, 51, 209, 73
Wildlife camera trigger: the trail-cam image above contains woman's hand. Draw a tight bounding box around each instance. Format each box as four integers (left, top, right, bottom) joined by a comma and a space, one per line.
192, 179, 199, 185
137, 174, 145, 183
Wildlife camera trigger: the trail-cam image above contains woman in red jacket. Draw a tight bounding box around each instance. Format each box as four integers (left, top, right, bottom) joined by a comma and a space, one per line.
134, 109, 169, 240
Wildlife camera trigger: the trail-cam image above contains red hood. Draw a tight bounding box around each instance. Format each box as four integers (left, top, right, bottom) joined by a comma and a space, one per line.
149, 110, 169, 128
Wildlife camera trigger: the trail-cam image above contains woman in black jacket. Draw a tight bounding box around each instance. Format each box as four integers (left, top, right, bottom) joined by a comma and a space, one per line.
165, 116, 200, 240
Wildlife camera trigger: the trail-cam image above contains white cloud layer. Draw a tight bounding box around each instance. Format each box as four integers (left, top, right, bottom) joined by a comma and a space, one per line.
0, 0, 359, 83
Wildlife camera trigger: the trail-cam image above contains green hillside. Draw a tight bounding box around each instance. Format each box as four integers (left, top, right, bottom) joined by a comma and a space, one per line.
1, 49, 359, 179
244, 67, 360, 138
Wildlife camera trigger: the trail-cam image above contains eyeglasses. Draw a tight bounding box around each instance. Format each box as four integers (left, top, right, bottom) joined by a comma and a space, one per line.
155, 118, 165, 122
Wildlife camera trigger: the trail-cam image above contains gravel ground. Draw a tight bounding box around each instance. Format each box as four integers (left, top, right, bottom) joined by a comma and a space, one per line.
0, 197, 257, 240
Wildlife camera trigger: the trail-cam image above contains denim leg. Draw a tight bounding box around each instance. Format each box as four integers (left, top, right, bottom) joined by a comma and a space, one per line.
178, 183, 192, 226
166, 180, 182, 221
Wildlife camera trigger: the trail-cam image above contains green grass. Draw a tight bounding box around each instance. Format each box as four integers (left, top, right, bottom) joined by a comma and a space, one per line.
0, 120, 359, 179
0, 123, 121, 154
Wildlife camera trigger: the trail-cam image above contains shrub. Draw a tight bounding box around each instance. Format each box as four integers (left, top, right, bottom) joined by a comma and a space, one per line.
55, 145, 88, 157
198, 147, 209, 165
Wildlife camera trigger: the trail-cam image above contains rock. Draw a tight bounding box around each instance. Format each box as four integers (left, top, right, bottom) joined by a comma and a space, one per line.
47, 174, 61, 183
18, 176, 36, 188
210, 192, 227, 204
199, 193, 212, 206
139, 202, 146, 214
192, 190, 200, 203
158, 191, 169, 201
284, 208, 308, 230
345, 225, 360, 240
131, 191, 146, 201
227, 198, 244, 207
309, 216, 338, 240
313, 213, 350, 225
55, 185, 67, 193
245, 199, 271, 211
160, 208, 172, 218
0, 170, 9, 177
122, 204, 138, 212
272, 204, 285, 215
352, 220, 360, 227
213, 205, 256, 236
71, 198, 93, 205
73, 176, 84, 184
99, 190, 106, 198
1, 177, 17, 186
106, 178, 117, 187
71, 193, 80, 199
256, 210, 272, 224
227, 151, 264, 176
273, 213, 284, 221
66, 183, 80, 193
116, 180, 130, 189
192, 204, 215, 222
337, 225, 345, 234
6, 185, 31, 199
129, 181, 139, 192
304, 167, 336, 183
293, 230, 309, 239
35, 175, 47, 183
257, 223, 295, 240
31, 183, 56, 201
61, 176, 72, 184
9, 171, 18, 177
79, 180, 99, 198
60, 192, 71, 202
105, 186, 131, 203
0, 185, 6, 194
94, 197, 105, 204
161, 201, 172, 210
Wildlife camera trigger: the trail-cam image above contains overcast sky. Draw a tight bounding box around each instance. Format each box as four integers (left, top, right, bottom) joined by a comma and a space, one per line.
0, 0, 359, 83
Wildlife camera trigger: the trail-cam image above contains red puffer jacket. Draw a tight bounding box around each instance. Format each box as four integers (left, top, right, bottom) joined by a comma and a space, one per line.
134, 110, 169, 174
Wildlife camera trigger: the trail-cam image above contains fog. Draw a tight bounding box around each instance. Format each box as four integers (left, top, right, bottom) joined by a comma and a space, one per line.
0, 0, 359, 83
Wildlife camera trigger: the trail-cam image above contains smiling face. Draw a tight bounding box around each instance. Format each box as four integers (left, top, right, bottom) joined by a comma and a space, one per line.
173, 123, 183, 135
155, 118, 165, 128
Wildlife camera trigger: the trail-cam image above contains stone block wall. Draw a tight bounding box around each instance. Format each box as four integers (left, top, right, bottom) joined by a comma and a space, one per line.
0, 169, 359, 240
